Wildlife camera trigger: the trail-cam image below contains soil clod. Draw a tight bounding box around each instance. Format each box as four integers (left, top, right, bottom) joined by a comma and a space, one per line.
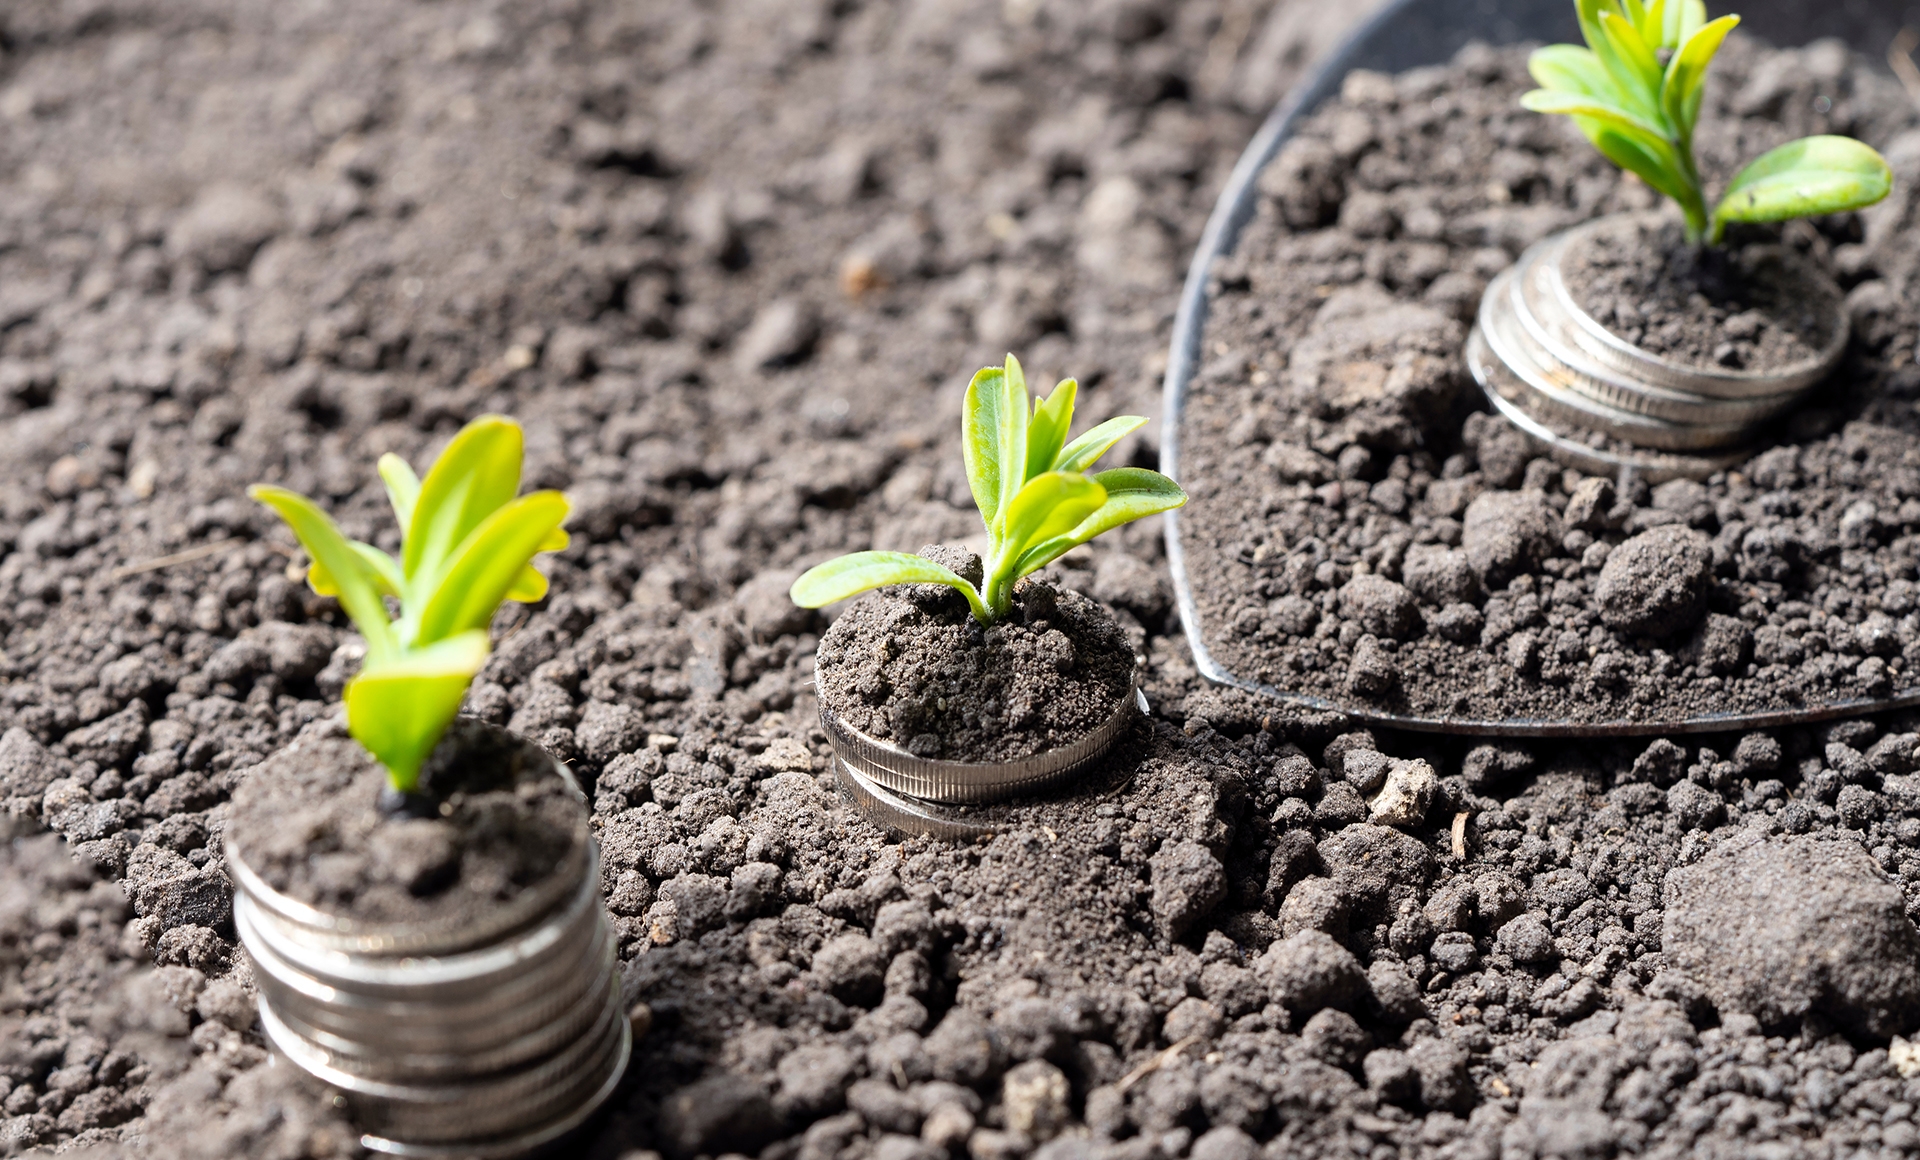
1665, 832, 1920, 1039
1594, 524, 1715, 639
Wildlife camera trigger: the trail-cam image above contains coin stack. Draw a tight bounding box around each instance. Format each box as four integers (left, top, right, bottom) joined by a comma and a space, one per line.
1466, 216, 1847, 479
821, 680, 1144, 839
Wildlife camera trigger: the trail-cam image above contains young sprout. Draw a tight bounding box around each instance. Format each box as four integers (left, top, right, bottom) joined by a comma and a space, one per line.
1523, 0, 1893, 244
790, 355, 1186, 625
249, 415, 570, 794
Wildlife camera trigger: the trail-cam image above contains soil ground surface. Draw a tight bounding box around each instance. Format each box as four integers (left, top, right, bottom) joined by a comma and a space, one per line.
12, 4, 1920, 1160
1182, 36, 1920, 725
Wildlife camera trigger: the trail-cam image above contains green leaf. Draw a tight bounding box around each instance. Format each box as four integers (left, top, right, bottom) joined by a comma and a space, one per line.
962, 364, 1008, 532
377, 453, 420, 535
1713, 135, 1895, 239
249, 485, 397, 663
1575, 0, 1613, 56
1025, 378, 1078, 484
505, 565, 550, 603
413, 490, 571, 643
1528, 45, 1620, 101
1596, 10, 1665, 117
345, 630, 490, 792
1661, 14, 1738, 143
1646, 0, 1682, 48
403, 415, 524, 603
1577, 0, 1660, 122
1521, 89, 1667, 142
1582, 124, 1696, 208
962, 360, 1032, 534
1620, 0, 1649, 39
311, 541, 404, 600
996, 472, 1107, 567
1636, 0, 1689, 50
1054, 415, 1147, 476
1011, 468, 1188, 576
1530, 93, 1694, 214
789, 551, 988, 621
1635, 0, 1664, 47
993, 355, 1030, 530
1679, 0, 1706, 42
1589, 122, 1712, 238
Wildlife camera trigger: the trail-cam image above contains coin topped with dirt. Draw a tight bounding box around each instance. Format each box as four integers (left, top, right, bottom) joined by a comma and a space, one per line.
226, 718, 584, 926
814, 550, 1136, 763
1561, 213, 1844, 373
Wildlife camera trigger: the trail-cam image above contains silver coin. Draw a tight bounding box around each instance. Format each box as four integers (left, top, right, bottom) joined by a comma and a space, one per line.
821, 680, 1144, 805
1503, 254, 1806, 426
834, 726, 1142, 842
1473, 277, 1757, 452
1532, 215, 1847, 401
1466, 327, 1752, 481
834, 758, 1000, 841
1470, 213, 1848, 456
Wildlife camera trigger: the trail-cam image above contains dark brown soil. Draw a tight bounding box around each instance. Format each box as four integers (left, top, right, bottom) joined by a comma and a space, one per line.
11, 5, 1920, 1160
225, 718, 584, 925
1562, 214, 1842, 372
816, 569, 1136, 763
1182, 35, 1920, 726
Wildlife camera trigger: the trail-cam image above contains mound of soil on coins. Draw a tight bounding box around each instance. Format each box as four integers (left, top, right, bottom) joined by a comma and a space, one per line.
816, 559, 1136, 764
1561, 214, 1844, 373
226, 718, 584, 927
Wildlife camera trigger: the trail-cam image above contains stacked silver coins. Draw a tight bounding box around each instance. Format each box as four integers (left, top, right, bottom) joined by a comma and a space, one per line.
229, 762, 629, 1158
822, 679, 1144, 839
1467, 215, 1847, 476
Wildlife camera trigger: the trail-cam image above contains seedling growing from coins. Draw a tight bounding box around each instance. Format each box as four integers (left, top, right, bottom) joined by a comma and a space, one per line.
249, 415, 570, 793
791, 355, 1187, 625
1523, 0, 1893, 244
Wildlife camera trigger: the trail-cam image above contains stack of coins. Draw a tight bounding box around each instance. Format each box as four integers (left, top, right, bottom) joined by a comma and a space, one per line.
1466, 216, 1847, 478
821, 680, 1144, 839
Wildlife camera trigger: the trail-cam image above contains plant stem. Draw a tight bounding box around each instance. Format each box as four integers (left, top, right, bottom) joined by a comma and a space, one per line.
1676, 137, 1712, 245
980, 571, 1012, 624
959, 580, 998, 626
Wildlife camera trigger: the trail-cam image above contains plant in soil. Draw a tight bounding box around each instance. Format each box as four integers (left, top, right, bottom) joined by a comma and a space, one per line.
1523, 0, 1893, 243
248, 414, 570, 795
790, 353, 1186, 622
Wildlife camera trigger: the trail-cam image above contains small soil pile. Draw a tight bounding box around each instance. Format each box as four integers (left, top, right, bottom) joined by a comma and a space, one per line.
1562, 214, 1842, 371
1182, 35, 1920, 725
816, 558, 1136, 763
226, 718, 583, 926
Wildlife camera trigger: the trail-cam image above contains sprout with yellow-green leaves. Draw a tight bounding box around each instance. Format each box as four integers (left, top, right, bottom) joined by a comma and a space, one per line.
790, 355, 1186, 625
249, 415, 569, 793
1524, 0, 1893, 244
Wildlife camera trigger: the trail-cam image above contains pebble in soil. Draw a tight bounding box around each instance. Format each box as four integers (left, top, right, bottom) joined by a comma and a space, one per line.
1181, 34, 1920, 725
8, 4, 1920, 1159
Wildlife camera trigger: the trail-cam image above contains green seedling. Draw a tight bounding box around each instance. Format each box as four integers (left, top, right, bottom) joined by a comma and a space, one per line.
1523, 0, 1893, 244
790, 355, 1187, 625
249, 415, 570, 793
